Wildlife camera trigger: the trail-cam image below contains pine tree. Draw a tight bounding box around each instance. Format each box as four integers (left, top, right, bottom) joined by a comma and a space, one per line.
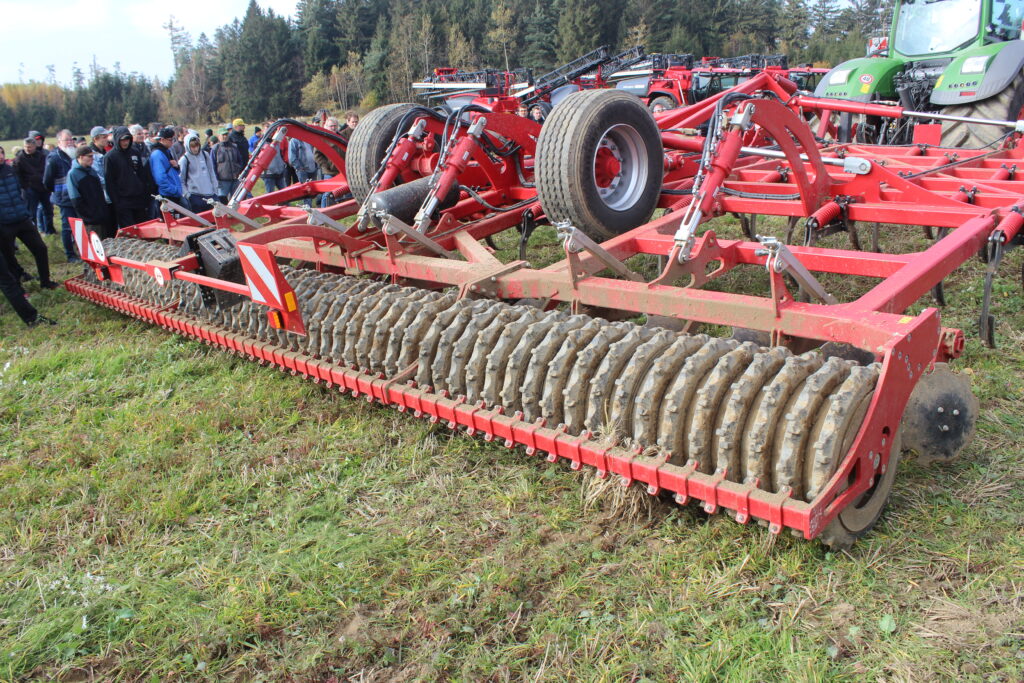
556, 0, 602, 63
486, 0, 517, 70
219, 2, 303, 120
297, 0, 341, 78
522, 1, 557, 69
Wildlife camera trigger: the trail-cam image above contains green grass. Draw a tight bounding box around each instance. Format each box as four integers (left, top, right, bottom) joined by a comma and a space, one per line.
1, 221, 1023, 681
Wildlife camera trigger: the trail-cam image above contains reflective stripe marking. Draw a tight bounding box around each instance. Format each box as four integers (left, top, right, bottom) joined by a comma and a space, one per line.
238, 244, 281, 305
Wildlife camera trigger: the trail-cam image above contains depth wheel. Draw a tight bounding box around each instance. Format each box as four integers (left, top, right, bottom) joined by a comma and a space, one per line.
347, 103, 418, 203
817, 435, 901, 551
536, 89, 663, 242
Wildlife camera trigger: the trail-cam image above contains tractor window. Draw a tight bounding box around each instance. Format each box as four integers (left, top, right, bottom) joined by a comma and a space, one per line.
991, 0, 1024, 39
893, 0, 982, 56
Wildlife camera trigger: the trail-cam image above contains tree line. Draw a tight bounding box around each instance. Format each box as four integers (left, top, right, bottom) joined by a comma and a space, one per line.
0, 0, 892, 138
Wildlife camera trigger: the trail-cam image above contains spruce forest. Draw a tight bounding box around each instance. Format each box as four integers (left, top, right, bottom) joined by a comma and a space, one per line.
0, 0, 891, 138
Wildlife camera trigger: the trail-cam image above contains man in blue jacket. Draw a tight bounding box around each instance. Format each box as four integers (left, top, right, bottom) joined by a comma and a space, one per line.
150, 127, 183, 208
0, 153, 56, 288
42, 129, 79, 262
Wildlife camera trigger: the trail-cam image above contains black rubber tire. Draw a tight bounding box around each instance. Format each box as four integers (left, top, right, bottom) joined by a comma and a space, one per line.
941, 71, 1024, 148
648, 95, 677, 112
535, 89, 663, 242
346, 103, 418, 203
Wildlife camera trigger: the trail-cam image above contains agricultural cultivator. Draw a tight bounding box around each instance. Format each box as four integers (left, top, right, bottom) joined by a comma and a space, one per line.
65, 68, 1024, 549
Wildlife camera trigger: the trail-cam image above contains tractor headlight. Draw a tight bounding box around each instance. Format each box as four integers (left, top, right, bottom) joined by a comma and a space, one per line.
961, 56, 990, 74
829, 69, 852, 85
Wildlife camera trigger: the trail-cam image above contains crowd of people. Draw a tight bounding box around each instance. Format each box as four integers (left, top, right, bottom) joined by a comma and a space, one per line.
0, 109, 360, 328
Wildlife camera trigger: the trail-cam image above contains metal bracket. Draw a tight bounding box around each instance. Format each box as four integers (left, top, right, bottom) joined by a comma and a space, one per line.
756, 235, 837, 305
458, 260, 527, 299
154, 195, 213, 226
979, 229, 1006, 347
210, 201, 263, 231
303, 206, 351, 234
555, 221, 644, 282
379, 213, 456, 259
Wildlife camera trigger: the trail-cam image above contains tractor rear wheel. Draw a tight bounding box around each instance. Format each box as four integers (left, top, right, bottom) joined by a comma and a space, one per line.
535, 89, 663, 242
347, 103, 418, 203
648, 95, 677, 112
941, 72, 1024, 148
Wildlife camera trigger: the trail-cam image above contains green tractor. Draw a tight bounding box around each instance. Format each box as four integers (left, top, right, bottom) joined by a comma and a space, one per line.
816, 0, 1024, 146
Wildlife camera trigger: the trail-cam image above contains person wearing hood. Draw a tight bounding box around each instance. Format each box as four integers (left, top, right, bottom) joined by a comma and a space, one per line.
105, 126, 155, 229
150, 127, 183, 207
179, 131, 218, 214
68, 145, 114, 239
287, 134, 317, 207
13, 136, 53, 235
42, 129, 80, 262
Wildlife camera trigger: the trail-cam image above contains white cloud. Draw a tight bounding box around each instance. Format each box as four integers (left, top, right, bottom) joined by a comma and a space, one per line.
0, 0, 297, 84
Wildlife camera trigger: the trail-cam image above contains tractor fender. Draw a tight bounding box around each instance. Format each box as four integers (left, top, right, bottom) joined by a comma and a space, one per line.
814, 57, 904, 101
931, 41, 1024, 106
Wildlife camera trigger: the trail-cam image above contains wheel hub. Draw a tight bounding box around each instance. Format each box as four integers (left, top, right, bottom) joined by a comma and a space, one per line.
590, 124, 648, 211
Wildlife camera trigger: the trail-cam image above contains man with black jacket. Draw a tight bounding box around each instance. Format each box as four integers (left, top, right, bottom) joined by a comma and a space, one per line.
13, 138, 52, 235
229, 118, 250, 167
104, 126, 154, 229
68, 146, 113, 239
0, 154, 56, 288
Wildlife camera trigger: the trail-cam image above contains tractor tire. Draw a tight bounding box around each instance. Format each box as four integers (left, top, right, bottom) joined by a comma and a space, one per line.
941, 71, 1024, 148
535, 89, 663, 242
648, 95, 677, 112
347, 103, 418, 203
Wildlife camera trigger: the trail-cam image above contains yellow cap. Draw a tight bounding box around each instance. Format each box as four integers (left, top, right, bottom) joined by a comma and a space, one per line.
232, 118, 245, 126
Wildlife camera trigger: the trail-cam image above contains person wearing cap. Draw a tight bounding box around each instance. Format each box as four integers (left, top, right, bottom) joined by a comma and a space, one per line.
22, 131, 55, 234
67, 145, 114, 240
13, 137, 52, 235
105, 126, 155, 229
0, 144, 57, 288
229, 118, 250, 167
203, 128, 216, 152
150, 127, 183, 208
88, 126, 111, 179
212, 128, 244, 203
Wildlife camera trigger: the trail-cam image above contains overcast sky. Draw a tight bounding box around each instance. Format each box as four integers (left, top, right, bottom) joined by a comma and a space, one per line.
0, 0, 299, 85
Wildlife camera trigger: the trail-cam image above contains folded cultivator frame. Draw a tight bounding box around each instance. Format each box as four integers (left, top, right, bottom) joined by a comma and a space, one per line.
68, 70, 1024, 548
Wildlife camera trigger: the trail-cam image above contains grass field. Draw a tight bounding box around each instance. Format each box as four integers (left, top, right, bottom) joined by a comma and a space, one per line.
1, 214, 1023, 681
